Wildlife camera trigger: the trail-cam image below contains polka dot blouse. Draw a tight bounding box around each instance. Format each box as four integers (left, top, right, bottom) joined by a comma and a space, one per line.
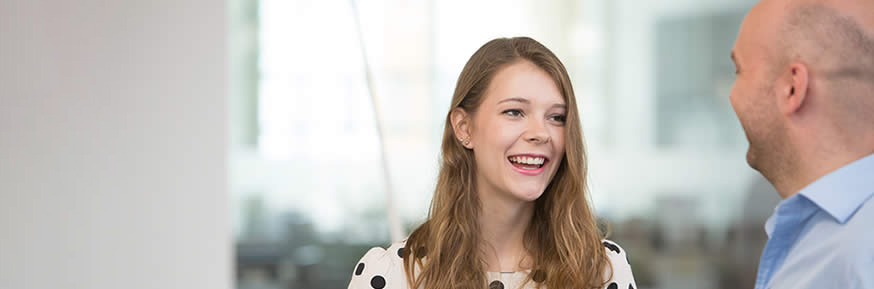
347, 239, 637, 289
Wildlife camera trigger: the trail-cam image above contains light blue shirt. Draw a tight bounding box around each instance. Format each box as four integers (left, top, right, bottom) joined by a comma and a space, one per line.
755, 153, 874, 289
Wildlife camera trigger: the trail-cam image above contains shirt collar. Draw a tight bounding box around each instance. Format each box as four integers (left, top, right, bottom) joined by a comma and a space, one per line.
764, 207, 778, 237
797, 153, 874, 224
764, 193, 808, 237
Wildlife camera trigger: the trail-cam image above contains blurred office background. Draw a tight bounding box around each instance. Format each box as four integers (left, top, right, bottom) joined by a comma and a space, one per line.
229, 0, 779, 289
1, 0, 779, 289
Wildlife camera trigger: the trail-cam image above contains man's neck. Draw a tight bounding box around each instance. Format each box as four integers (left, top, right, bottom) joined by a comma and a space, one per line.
774, 142, 874, 199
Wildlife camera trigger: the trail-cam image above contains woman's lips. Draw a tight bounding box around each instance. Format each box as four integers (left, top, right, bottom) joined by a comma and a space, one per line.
507, 154, 548, 176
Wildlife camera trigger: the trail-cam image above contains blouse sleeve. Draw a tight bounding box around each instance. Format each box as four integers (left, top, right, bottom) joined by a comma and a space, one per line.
602, 239, 638, 289
347, 241, 410, 289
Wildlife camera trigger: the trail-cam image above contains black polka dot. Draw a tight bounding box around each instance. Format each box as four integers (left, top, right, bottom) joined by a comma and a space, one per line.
489, 280, 504, 289
603, 241, 621, 254
606, 282, 618, 289
532, 270, 546, 282
628, 284, 634, 289
397, 247, 404, 258
370, 275, 386, 289
354, 262, 365, 276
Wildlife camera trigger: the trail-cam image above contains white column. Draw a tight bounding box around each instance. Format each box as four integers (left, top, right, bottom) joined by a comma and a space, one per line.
0, 1, 231, 289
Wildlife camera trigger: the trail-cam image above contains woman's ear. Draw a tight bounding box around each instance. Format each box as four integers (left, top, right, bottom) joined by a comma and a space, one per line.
450, 108, 473, 149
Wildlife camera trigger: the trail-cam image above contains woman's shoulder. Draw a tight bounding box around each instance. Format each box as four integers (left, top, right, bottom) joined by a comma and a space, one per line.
347, 239, 637, 289
601, 239, 637, 289
347, 240, 410, 289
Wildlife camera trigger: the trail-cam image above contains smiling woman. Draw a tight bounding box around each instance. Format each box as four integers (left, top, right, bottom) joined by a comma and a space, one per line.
455, 60, 568, 203
346, 37, 637, 289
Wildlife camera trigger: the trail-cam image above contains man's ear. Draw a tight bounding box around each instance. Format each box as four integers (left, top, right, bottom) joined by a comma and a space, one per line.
778, 62, 809, 116
450, 107, 473, 148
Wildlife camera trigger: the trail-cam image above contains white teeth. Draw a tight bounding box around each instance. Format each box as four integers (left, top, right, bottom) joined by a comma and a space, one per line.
510, 156, 545, 165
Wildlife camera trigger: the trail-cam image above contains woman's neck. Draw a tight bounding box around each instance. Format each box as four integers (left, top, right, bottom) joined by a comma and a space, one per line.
477, 184, 535, 272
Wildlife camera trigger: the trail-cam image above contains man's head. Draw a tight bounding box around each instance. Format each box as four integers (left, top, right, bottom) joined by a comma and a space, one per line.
730, 0, 874, 196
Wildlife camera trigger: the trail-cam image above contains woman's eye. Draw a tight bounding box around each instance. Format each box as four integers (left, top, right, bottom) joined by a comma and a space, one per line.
503, 109, 523, 117
550, 114, 567, 123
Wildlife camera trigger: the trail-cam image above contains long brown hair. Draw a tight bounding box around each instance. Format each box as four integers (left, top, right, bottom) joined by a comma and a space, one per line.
403, 37, 610, 289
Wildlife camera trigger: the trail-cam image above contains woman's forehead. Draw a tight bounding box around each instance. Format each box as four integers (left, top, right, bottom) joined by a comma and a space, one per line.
483, 62, 565, 107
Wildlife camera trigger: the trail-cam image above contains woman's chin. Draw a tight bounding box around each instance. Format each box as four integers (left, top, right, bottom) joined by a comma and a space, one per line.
510, 189, 545, 202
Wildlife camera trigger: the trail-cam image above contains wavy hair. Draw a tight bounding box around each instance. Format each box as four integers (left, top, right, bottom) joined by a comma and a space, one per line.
403, 37, 610, 289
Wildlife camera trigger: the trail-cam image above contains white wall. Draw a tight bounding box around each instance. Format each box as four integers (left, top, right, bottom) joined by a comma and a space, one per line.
584, 0, 759, 225
0, 0, 231, 289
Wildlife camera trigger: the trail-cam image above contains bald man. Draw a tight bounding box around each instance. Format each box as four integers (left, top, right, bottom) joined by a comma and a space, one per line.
729, 0, 874, 288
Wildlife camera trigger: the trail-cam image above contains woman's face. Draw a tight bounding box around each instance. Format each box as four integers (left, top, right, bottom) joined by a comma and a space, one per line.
468, 60, 567, 203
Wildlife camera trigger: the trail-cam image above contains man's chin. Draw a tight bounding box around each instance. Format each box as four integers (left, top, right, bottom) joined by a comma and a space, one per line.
746, 149, 763, 172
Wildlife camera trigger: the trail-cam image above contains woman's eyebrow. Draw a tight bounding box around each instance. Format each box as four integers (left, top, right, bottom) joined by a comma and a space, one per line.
497, 97, 529, 105
497, 97, 567, 110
